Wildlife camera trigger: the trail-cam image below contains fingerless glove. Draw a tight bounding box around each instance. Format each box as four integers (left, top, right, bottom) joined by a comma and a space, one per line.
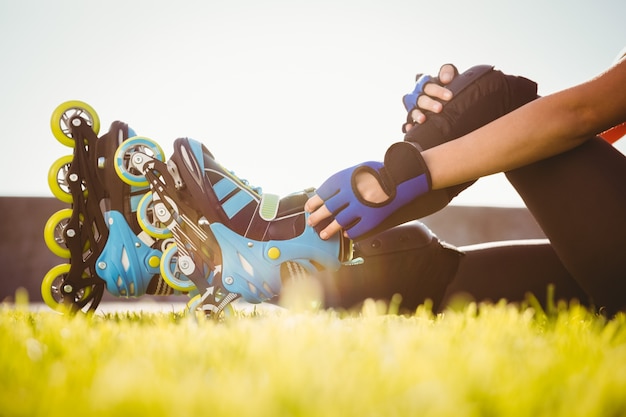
315, 142, 430, 239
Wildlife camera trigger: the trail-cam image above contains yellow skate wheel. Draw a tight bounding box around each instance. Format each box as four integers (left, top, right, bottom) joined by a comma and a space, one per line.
44, 209, 89, 258
47, 155, 88, 203
160, 244, 197, 292
50, 100, 100, 147
41, 263, 93, 312
187, 290, 235, 318
186, 293, 204, 312
114, 136, 166, 187
136, 192, 173, 239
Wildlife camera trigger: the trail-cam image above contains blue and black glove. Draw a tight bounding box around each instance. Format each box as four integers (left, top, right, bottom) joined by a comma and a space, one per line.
315, 141, 431, 239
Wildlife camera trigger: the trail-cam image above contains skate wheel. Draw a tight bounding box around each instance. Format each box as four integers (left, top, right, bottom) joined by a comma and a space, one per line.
114, 136, 166, 187
136, 192, 173, 239
187, 291, 235, 318
160, 244, 197, 292
186, 293, 204, 312
41, 263, 93, 312
43, 209, 89, 258
50, 101, 100, 147
47, 155, 88, 203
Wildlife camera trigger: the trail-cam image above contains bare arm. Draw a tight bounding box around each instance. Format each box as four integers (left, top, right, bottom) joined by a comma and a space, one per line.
424, 59, 626, 189
306, 59, 626, 240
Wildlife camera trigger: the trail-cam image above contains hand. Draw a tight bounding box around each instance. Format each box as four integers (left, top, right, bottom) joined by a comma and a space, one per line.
402, 64, 458, 132
305, 142, 431, 240
305, 168, 390, 239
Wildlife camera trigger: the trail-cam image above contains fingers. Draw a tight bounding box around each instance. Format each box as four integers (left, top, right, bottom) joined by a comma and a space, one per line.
409, 91, 446, 124
406, 66, 456, 126
305, 194, 342, 239
408, 109, 426, 125
417, 94, 444, 113
304, 194, 324, 213
306, 202, 332, 227
319, 219, 343, 240
438, 63, 458, 85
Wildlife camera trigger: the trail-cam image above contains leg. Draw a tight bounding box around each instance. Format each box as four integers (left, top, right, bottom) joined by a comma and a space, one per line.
321, 222, 590, 314
321, 221, 462, 313
506, 137, 626, 315
441, 240, 590, 310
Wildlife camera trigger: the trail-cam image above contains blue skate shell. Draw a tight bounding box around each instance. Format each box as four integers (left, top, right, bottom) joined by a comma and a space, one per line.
96, 210, 162, 297
210, 213, 342, 304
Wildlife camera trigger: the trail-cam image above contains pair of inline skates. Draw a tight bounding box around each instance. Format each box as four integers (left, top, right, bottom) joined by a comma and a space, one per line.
42, 101, 352, 316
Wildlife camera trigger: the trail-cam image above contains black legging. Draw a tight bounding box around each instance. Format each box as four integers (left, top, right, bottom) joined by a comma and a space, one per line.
442, 240, 590, 310
504, 136, 626, 315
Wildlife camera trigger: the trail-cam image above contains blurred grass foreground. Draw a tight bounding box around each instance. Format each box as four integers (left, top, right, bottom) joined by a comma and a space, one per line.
2, 296, 626, 417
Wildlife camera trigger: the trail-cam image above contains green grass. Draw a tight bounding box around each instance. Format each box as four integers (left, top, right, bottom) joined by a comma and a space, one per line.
2, 295, 626, 417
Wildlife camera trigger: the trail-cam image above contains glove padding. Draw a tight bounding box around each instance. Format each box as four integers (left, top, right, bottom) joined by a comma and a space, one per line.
315, 142, 430, 239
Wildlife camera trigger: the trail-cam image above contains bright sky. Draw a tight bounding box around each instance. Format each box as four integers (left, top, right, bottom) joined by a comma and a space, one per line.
1, 0, 624, 206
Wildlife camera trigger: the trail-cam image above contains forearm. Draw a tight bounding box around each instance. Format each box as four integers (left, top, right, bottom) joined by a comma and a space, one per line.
422, 95, 589, 189
423, 60, 626, 190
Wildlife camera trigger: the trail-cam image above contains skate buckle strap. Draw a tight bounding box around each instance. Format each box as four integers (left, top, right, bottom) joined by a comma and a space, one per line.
259, 193, 280, 221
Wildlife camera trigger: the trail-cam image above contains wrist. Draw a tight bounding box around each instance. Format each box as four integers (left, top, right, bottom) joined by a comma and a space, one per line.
383, 142, 431, 190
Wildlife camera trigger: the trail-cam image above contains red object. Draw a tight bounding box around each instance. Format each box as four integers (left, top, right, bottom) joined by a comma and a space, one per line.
600, 122, 626, 144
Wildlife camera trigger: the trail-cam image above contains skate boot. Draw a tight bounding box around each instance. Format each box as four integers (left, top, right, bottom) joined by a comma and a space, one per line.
42, 101, 178, 313
115, 136, 353, 317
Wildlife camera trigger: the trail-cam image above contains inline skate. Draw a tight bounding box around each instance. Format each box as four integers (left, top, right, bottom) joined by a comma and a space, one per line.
43, 101, 352, 316
42, 101, 177, 313
114, 135, 353, 316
